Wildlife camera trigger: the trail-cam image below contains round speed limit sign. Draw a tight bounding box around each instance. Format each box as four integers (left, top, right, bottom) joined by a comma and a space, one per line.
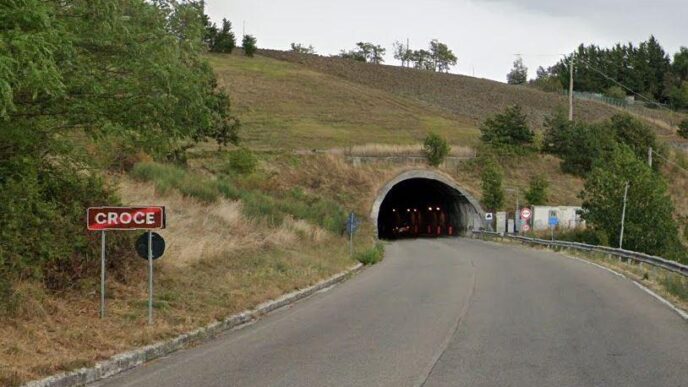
520, 208, 532, 220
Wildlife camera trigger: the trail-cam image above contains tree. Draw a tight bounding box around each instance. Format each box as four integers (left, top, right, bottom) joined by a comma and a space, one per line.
423, 133, 450, 167
480, 105, 534, 148
210, 18, 236, 53
507, 57, 528, 85
481, 161, 504, 212
525, 176, 549, 205
0, 0, 239, 289
580, 145, 683, 260
290, 43, 316, 54
410, 49, 434, 70
242, 34, 258, 57
393, 41, 412, 67
606, 113, 661, 170
605, 85, 626, 100
530, 66, 563, 92
339, 42, 385, 64
429, 40, 457, 72
678, 119, 688, 139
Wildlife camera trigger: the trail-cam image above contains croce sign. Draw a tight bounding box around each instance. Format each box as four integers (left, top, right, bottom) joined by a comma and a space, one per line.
87, 207, 166, 231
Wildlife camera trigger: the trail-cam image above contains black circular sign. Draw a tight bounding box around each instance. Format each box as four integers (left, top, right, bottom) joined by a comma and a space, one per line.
135, 232, 166, 260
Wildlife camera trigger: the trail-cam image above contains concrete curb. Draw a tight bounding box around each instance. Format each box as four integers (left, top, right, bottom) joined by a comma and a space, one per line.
24, 263, 364, 387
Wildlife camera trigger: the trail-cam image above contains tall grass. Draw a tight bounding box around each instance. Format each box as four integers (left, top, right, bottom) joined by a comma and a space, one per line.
355, 242, 385, 265
131, 162, 347, 234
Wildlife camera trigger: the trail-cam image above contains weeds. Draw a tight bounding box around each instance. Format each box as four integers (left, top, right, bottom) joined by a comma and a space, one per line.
660, 274, 688, 302
355, 243, 385, 265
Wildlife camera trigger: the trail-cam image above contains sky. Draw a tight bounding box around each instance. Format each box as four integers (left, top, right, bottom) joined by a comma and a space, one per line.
205, 0, 688, 83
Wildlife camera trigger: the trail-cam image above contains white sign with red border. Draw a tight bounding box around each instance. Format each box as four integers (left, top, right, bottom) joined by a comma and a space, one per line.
520, 208, 532, 220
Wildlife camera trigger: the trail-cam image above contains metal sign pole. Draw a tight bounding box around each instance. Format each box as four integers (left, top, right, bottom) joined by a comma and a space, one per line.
148, 230, 153, 325
101, 230, 106, 319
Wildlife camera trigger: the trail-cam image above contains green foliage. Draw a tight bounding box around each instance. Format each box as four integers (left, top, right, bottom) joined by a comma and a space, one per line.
290, 43, 316, 54
423, 133, 450, 167
227, 148, 258, 175
205, 18, 236, 53
544, 112, 658, 176
393, 41, 413, 68
556, 228, 609, 246
605, 85, 627, 99
1, 0, 238, 293
340, 42, 386, 64
660, 274, 688, 301
404, 40, 457, 72
529, 66, 563, 92
580, 145, 685, 261
678, 119, 688, 139
480, 160, 504, 211
507, 57, 528, 85
242, 34, 258, 57
429, 40, 457, 73
480, 105, 534, 149
525, 176, 549, 205
131, 162, 220, 203
355, 243, 385, 265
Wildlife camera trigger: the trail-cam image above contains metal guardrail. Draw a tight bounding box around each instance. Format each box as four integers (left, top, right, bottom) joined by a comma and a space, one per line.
472, 231, 688, 277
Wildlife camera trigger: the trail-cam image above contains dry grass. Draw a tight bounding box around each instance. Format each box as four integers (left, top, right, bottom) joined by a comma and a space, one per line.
0, 176, 355, 386
319, 143, 476, 158
207, 53, 479, 151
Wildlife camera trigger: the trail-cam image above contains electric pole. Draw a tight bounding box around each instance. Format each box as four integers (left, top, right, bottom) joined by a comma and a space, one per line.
569, 54, 574, 121
619, 182, 629, 249
648, 147, 653, 167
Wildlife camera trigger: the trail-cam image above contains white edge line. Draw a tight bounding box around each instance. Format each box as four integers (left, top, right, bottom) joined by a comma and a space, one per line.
561, 253, 688, 322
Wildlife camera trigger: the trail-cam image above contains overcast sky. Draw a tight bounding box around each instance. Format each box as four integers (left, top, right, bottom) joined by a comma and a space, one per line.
205, 0, 687, 82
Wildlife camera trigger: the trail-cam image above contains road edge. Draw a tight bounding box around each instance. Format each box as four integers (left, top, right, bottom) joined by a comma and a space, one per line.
474, 237, 688, 322
23, 263, 364, 387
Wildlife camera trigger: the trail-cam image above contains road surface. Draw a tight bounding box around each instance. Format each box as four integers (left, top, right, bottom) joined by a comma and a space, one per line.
95, 238, 688, 387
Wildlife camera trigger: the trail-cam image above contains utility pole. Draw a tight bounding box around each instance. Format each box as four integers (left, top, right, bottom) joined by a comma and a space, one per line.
406, 38, 410, 68
515, 187, 520, 233
569, 54, 574, 121
648, 147, 653, 167
619, 182, 629, 249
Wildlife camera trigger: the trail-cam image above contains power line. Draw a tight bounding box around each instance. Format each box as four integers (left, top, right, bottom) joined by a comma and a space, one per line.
651, 149, 688, 176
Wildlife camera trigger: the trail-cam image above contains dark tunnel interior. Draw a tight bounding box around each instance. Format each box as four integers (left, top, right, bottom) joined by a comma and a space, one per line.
377, 178, 470, 240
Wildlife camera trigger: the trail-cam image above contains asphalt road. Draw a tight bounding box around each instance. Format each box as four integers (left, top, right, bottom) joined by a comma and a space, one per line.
95, 238, 688, 387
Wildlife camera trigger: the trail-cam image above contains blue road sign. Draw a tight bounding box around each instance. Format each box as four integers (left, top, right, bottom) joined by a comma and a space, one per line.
347, 212, 359, 235
548, 216, 559, 227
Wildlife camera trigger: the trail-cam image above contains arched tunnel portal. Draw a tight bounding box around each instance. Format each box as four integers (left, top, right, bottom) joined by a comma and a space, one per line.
371, 170, 485, 240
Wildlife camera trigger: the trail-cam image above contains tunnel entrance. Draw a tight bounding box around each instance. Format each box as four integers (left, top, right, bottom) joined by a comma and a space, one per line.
371, 171, 484, 240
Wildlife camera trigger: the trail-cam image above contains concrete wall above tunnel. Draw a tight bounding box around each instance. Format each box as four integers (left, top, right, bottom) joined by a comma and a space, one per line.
371, 170, 485, 239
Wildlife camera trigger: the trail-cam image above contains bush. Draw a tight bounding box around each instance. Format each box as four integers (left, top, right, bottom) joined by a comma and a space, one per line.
556, 228, 609, 246
605, 85, 627, 100
480, 105, 534, 150
525, 175, 548, 205
678, 119, 688, 139
227, 148, 258, 175
355, 243, 385, 265
423, 133, 450, 167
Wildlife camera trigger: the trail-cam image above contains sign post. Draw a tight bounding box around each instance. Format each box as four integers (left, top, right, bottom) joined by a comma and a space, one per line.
87, 206, 166, 323
520, 208, 532, 235
347, 212, 359, 257
100, 231, 106, 319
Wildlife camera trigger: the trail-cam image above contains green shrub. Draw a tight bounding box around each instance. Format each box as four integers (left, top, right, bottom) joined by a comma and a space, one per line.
678, 119, 688, 139
525, 175, 549, 205
480, 159, 504, 211
480, 104, 534, 150
242, 35, 258, 57
423, 133, 450, 167
227, 148, 258, 175
660, 274, 688, 301
556, 228, 609, 246
355, 243, 385, 265
605, 85, 626, 100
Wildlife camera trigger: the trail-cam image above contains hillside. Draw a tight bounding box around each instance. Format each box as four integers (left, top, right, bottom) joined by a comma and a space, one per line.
259, 50, 686, 145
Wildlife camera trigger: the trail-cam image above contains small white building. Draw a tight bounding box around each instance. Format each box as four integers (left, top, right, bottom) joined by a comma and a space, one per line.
531, 206, 585, 231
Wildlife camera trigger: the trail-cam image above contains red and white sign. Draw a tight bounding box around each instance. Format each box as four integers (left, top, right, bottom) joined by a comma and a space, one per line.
520, 208, 532, 220
521, 223, 531, 232
87, 207, 166, 231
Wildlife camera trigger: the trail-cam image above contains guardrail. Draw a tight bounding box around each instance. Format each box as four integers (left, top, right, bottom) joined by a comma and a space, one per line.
471, 231, 688, 277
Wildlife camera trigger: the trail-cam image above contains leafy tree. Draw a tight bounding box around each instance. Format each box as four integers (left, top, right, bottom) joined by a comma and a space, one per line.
429, 40, 457, 72
606, 113, 661, 170
507, 57, 528, 85
242, 34, 258, 57
210, 18, 236, 53
480, 105, 534, 148
481, 161, 504, 212
678, 119, 688, 139
423, 133, 450, 167
0, 0, 239, 290
580, 145, 684, 261
410, 49, 434, 70
340, 42, 385, 64
393, 41, 412, 67
530, 66, 563, 92
290, 43, 316, 54
525, 176, 549, 205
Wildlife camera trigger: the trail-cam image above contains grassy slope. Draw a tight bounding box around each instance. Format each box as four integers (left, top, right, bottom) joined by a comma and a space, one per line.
207, 54, 479, 150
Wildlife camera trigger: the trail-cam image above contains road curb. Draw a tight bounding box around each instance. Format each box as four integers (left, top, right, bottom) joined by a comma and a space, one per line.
24, 263, 364, 387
